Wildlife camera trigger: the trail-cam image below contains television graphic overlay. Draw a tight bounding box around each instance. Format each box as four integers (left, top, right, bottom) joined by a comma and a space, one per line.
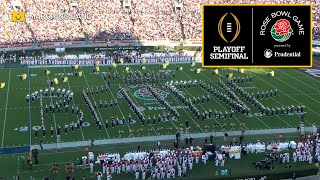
202, 4, 312, 68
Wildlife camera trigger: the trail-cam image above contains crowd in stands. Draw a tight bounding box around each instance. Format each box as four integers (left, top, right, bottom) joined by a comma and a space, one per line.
0, 0, 319, 44
18, 52, 196, 65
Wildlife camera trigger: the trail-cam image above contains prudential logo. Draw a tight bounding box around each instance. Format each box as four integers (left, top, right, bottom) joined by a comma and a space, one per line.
264, 49, 273, 58
270, 19, 293, 42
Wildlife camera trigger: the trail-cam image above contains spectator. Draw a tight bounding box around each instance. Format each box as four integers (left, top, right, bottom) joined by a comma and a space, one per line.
0, 0, 319, 44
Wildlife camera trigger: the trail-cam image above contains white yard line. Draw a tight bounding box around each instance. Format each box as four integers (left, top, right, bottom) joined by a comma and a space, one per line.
1, 68, 11, 147
278, 69, 320, 93
260, 69, 320, 105
96, 70, 137, 136
297, 68, 320, 85
172, 65, 251, 130
146, 66, 204, 133
247, 82, 293, 128
112, 68, 162, 135
247, 70, 314, 126
212, 68, 293, 128
79, 67, 111, 139
28, 67, 32, 148
17, 156, 20, 174
197, 69, 272, 129
45, 67, 58, 146
62, 67, 85, 141
165, 72, 222, 127
179, 86, 222, 126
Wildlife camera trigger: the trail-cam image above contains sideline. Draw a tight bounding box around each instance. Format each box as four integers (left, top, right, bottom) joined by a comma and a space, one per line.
30, 127, 313, 150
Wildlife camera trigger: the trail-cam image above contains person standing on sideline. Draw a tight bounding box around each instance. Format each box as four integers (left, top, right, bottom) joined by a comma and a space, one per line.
40, 140, 43, 150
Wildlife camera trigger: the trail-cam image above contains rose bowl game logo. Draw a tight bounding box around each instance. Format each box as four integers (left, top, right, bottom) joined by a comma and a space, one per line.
134, 87, 169, 101
271, 19, 293, 42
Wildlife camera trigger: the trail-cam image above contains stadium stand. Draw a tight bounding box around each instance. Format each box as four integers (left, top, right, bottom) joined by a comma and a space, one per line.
0, 0, 319, 44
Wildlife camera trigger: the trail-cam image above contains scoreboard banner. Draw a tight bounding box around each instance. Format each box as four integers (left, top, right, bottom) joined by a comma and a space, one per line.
202, 4, 312, 68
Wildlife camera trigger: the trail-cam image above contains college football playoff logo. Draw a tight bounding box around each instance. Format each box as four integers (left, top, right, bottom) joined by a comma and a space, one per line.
270, 19, 293, 42
218, 12, 241, 43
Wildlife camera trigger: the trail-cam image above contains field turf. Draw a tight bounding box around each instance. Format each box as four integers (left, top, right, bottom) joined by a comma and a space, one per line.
0, 57, 319, 179
0, 61, 320, 147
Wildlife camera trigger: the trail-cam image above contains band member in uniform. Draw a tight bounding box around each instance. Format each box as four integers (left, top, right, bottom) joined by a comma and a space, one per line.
153, 115, 156, 125
105, 120, 109, 129
50, 126, 54, 137
57, 125, 61, 136
65, 104, 68, 113
65, 124, 68, 134
35, 128, 38, 138
42, 126, 46, 137
128, 114, 132, 124
116, 117, 119, 127
230, 123, 235, 131
111, 119, 115, 128
71, 122, 75, 132
98, 122, 102, 131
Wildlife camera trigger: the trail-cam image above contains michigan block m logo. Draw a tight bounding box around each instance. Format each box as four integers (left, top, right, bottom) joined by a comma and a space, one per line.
11, 11, 26, 22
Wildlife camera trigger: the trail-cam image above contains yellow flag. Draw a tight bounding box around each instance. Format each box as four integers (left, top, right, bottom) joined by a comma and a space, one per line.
142, 58, 146, 63
162, 64, 167, 69
240, 69, 244, 73
214, 69, 219, 75
74, 64, 79, 69
191, 62, 196, 67
45, 70, 50, 75
228, 73, 233, 78
120, 58, 124, 64
53, 78, 59, 84
112, 62, 117, 68
95, 66, 100, 72
21, 74, 27, 80
270, 71, 274, 77
179, 67, 183, 71
0, 83, 5, 89
141, 66, 146, 70
78, 71, 83, 77
125, 67, 130, 71
63, 77, 68, 82
196, 68, 201, 73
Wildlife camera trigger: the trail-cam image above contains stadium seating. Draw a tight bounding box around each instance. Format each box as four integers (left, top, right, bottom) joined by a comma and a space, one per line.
0, 0, 319, 44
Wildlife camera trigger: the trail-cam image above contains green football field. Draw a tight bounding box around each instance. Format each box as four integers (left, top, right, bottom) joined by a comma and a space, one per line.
0, 60, 320, 148
0, 57, 320, 179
